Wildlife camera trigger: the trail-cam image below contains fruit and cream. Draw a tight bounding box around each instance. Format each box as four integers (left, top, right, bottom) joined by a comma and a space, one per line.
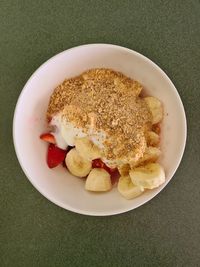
50, 114, 106, 151
40, 68, 165, 200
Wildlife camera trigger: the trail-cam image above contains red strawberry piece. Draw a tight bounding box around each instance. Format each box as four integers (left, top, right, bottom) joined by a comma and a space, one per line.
47, 116, 52, 123
152, 123, 161, 135
109, 169, 120, 185
92, 159, 105, 169
40, 133, 56, 144
47, 144, 67, 168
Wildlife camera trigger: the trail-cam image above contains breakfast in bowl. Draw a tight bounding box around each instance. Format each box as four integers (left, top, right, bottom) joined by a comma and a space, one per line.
40, 68, 165, 199
13, 44, 187, 215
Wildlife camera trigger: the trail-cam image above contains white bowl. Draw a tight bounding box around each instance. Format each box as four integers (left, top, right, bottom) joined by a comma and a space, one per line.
13, 44, 187, 216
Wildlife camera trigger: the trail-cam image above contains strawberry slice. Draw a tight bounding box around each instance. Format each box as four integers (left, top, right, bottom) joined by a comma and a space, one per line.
109, 168, 120, 185
152, 123, 161, 135
92, 159, 120, 185
47, 116, 52, 123
47, 143, 67, 168
40, 133, 56, 144
92, 159, 105, 169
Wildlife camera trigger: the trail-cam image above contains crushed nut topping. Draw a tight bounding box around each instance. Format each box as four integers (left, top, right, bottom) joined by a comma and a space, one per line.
47, 68, 152, 162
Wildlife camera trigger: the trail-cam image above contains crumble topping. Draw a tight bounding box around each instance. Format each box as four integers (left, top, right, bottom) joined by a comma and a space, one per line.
47, 68, 152, 162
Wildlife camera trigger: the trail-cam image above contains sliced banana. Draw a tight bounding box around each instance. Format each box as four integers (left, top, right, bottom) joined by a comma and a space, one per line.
117, 175, 143, 200
118, 164, 130, 176
147, 131, 160, 146
129, 163, 165, 190
75, 137, 101, 160
85, 168, 112, 192
139, 146, 161, 164
65, 148, 92, 177
145, 96, 163, 124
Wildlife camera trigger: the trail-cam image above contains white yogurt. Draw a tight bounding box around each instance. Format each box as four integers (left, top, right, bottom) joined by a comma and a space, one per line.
51, 114, 106, 150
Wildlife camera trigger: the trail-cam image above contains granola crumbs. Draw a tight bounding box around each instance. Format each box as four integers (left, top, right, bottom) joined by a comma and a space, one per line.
47, 68, 152, 161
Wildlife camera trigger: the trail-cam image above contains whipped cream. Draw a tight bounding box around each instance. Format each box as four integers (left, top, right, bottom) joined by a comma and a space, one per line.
51, 114, 135, 168
51, 114, 106, 150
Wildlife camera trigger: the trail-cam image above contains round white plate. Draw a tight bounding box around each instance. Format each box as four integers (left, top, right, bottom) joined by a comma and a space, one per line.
13, 44, 187, 216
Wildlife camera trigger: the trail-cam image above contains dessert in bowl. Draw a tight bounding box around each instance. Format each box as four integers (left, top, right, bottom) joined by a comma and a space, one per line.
13, 44, 186, 215
41, 68, 165, 199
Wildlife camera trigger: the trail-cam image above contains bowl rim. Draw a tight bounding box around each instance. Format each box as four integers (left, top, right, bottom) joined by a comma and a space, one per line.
13, 43, 187, 216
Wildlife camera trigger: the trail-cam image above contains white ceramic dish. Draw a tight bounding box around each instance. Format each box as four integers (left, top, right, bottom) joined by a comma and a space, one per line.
13, 44, 187, 216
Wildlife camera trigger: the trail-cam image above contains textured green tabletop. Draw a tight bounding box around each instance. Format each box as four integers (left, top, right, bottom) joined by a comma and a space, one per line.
1, 1, 200, 266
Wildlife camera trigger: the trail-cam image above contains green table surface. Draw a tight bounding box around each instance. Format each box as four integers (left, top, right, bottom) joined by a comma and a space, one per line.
1, 0, 200, 266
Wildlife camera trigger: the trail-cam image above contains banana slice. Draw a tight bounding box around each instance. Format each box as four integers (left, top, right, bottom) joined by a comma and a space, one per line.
129, 163, 165, 190
65, 148, 92, 177
118, 164, 130, 176
140, 146, 161, 164
85, 168, 111, 192
118, 175, 143, 200
147, 131, 160, 146
75, 137, 101, 160
145, 97, 163, 124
